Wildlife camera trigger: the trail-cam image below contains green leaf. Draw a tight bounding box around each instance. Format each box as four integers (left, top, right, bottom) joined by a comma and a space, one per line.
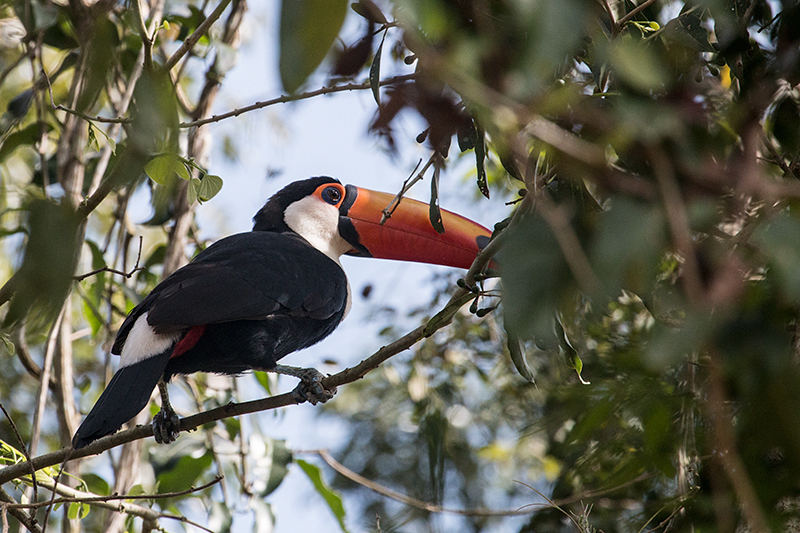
126, 484, 146, 499
608, 38, 669, 92
474, 122, 489, 199
753, 214, 800, 302
662, 11, 714, 53
145, 154, 190, 185
369, 31, 386, 106
279, 0, 348, 93
254, 371, 273, 395
0, 333, 15, 356
156, 450, 213, 494
82, 473, 110, 496
0, 123, 52, 162
506, 330, 534, 382
429, 165, 445, 234
197, 174, 223, 202
296, 459, 349, 533
261, 439, 293, 497
76, 16, 119, 112
5, 200, 81, 327
86, 123, 100, 153
556, 314, 589, 384
67, 502, 90, 520
187, 176, 200, 206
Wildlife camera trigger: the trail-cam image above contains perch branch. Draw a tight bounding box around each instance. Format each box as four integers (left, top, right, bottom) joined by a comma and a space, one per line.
0, 232, 502, 485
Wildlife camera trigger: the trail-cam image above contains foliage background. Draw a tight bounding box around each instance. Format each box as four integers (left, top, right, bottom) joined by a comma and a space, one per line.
0, 0, 799, 532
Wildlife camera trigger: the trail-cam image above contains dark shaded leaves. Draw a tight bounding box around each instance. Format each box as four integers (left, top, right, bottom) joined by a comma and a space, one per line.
429, 163, 444, 234
369, 30, 386, 106
351, 0, 388, 25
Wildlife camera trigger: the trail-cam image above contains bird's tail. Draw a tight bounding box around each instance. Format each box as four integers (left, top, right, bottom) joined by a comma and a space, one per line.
72, 353, 170, 449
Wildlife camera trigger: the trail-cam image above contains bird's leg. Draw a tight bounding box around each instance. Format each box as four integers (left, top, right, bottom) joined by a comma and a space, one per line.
152, 378, 180, 444
270, 365, 337, 406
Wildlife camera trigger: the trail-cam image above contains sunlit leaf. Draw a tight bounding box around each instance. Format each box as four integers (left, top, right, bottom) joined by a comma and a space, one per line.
197, 174, 223, 202
145, 154, 190, 185
0, 123, 52, 162
67, 502, 90, 520
187, 176, 200, 206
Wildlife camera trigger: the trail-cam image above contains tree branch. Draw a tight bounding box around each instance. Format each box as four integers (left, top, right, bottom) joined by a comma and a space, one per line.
0, 233, 503, 485
180, 74, 416, 129
164, 0, 233, 71
617, 0, 660, 27
0, 488, 42, 533
308, 449, 527, 516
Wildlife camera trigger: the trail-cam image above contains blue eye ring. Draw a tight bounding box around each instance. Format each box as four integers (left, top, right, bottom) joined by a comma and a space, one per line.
321, 186, 342, 205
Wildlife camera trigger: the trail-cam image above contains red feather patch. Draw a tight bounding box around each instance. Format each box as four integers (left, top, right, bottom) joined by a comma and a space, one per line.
171, 325, 206, 358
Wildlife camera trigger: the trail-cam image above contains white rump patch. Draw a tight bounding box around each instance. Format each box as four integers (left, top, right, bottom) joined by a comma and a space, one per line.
119, 313, 182, 367
284, 195, 352, 263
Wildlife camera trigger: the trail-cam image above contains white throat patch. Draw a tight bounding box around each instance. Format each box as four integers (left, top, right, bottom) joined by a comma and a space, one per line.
283, 195, 352, 262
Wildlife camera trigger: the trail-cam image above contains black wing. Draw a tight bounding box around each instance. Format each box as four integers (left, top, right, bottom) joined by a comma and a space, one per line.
112, 232, 347, 354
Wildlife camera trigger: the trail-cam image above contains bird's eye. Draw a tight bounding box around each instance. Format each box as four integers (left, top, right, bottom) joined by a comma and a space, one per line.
321, 186, 342, 205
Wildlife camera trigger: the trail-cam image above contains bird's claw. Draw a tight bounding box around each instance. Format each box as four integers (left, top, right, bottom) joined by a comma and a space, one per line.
152, 407, 180, 444
290, 368, 337, 406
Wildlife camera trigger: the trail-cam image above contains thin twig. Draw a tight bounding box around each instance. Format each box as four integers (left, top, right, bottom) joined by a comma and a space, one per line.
164, 0, 233, 71
29, 475, 215, 533
12, 326, 58, 388
180, 74, 416, 129
7, 476, 223, 509
43, 70, 131, 125
0, 488, 41, 533
600, 0, 618, 35
0, 403, 37, 509
617, 0, 660, 27
132, 0, 153, 70
309, 449, 526, 517
380, 153, 436, 224
73, 236, 143, 281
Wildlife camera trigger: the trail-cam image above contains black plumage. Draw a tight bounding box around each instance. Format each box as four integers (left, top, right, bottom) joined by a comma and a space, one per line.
73, 178, 348, 448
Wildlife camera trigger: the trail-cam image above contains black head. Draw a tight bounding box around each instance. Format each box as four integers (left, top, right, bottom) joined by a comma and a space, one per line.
253, 177, 342, 232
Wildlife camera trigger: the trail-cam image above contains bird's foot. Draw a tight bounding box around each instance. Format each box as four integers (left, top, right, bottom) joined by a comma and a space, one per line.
272, 365, 337, 406
152, 406, 180, 444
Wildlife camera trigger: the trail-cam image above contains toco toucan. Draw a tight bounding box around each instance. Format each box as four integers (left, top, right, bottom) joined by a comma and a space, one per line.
72, 177, 491, 449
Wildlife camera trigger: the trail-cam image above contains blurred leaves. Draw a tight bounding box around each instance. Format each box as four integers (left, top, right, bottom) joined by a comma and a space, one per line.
279, 0, 348, 92
5, 199, 81, 327
2, 0, 800, 532
296, 459, 350, 533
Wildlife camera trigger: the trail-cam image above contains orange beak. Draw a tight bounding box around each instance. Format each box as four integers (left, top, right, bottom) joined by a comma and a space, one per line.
339, 185, 491, 269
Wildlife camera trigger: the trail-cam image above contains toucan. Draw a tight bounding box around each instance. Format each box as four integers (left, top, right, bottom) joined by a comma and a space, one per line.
72, 177, 491, 449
